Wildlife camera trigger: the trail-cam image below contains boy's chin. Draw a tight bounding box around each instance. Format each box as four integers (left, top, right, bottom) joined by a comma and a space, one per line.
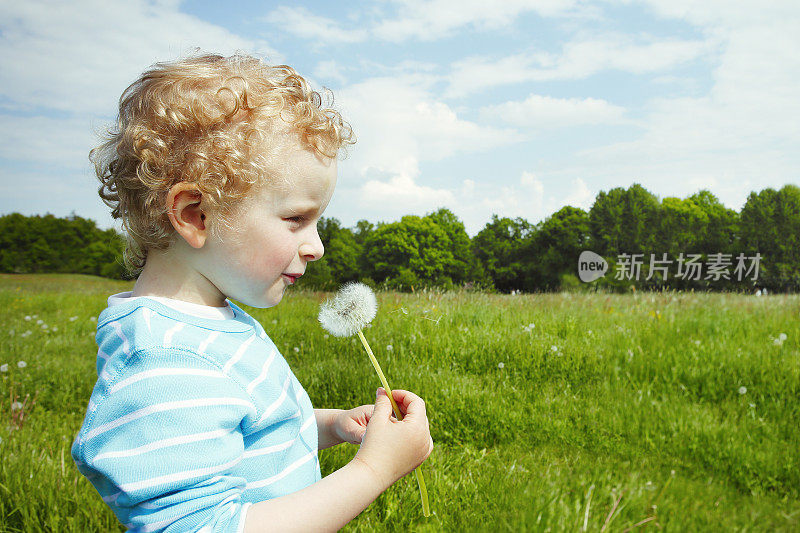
239, 287, 286, 309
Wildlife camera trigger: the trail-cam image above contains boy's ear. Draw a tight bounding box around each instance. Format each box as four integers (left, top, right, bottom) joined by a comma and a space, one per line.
166, 182, 207, 249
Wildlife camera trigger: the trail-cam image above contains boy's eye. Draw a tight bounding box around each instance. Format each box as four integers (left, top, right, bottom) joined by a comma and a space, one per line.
285, 216, 306, 223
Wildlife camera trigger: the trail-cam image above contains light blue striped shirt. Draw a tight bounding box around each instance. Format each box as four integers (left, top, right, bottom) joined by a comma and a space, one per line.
71, 293, 321, 532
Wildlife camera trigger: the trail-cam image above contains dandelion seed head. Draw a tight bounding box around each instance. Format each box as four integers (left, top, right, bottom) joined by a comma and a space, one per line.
318, 282, 378, 337
0, 364, 8, 372
779, 333, 787, 341
24, 315, 31, 321
386, 344, 393, 351
498, 362, 505, 369
293, 346, 300, 353
11, 402, 23, 411
738, 386, 747, 395
17, 361, 27, 368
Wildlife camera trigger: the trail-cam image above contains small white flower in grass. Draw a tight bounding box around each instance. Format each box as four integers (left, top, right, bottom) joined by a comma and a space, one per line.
779, 333, 787, 341
293, 346, 300, 353
498, 362, 504, 369
773, 338, 783, 346
32, 314, 38, 319
0, 364, 8, 372
36, 319, 43, 325
41, 324, 48, 330
24, 315, 31, 321
694, 340, 701, 346
551, 345, 558, 353
272, 319, 278, 325
386, 344, 393, 351
69, 316, 78, 321
90, 316, 97, 323
52, 326, 58, 332
11, 402, 23, 411
738, 386, 747, 395
318, 282, 377, 338
17, 361, 27, 368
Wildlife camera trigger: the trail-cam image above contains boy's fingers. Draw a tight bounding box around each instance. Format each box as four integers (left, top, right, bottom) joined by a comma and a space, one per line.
371, 388, 394, 421
389, 389, 427, 420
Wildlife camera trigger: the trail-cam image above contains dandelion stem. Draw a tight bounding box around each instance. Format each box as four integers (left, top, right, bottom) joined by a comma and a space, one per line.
356, 328, 431, 517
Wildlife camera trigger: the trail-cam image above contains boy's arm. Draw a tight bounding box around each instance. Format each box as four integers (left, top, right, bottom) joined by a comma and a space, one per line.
314, 408, 345, 450
244, 458, 388, 533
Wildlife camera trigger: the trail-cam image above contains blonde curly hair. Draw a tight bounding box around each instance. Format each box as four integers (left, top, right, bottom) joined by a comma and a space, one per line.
91, 52, 355, 276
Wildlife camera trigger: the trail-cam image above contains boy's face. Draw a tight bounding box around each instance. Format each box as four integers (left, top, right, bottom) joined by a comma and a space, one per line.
199, 140, 337, 308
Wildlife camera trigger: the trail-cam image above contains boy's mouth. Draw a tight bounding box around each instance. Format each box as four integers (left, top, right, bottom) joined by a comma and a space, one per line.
282, 273, 302, 284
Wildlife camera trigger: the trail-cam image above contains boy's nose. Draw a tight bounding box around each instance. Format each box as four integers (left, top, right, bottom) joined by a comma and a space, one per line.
299, 227, 324, 261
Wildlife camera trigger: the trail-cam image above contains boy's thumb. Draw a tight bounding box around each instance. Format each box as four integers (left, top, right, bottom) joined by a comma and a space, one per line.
373, 387, 393, 418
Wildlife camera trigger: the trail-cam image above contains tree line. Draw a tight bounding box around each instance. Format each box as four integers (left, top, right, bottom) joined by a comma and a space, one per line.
2, 183, 798, 292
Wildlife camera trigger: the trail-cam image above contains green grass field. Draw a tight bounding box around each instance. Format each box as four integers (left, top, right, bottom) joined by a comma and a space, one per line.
1, 274, 798, 532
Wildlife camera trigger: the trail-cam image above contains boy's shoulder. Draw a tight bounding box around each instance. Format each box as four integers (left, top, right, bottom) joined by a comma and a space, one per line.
94, 295, 276, 378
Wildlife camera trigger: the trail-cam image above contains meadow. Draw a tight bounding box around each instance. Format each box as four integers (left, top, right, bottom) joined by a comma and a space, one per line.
0, 273, 798, 532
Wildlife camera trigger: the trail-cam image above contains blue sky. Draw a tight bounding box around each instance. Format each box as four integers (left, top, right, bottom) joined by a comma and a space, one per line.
1, 0, 798, 234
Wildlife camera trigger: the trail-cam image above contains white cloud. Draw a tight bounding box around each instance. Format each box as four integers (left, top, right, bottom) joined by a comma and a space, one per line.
264, 6, 368, 43
568, 9, 800, 210
267, 0, 584, 44
336, 74, 517, 179
373, 0, 579, 42
0, 1, 278, 116
359, 166, 455, 217
563, 178, 594, 210
314, 60, 348, 87
446, 34, 712, 97
0, 115, 95, 166
480, 94, 627, 129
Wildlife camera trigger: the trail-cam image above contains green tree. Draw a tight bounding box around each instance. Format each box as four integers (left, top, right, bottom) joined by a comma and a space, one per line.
472, 215, 533, 292
527, 206, 590, 290
740, 185, 800, 291
365, 215, 455, 290
589, 183, 660, 257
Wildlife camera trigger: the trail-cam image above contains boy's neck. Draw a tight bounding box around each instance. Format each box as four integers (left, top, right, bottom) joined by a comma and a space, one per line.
132, 247, 227, 307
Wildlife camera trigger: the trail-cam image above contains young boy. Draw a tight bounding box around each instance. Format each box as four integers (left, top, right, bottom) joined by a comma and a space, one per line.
71, 53, 433, 532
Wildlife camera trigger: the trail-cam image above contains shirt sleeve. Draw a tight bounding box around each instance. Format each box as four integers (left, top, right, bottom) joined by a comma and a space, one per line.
71, 349, 258, 533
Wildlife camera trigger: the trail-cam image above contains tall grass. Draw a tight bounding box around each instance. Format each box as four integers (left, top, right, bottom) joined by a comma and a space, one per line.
1, 274, 798, 531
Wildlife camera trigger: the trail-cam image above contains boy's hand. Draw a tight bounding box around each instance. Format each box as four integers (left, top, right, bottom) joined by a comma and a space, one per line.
352, 388, 433, 490
332, 404, 375, 445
